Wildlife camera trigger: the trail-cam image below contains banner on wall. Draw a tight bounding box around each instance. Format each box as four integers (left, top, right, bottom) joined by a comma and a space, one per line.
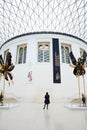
52, 38, 61, 83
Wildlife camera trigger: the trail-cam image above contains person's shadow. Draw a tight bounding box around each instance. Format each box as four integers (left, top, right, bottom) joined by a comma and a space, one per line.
44, 110, 50, 129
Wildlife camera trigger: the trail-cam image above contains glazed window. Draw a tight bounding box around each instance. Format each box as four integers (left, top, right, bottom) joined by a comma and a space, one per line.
61, 46, 65, 63
4, 49, 9, 62
17, 45, 27, 64
80, 48, 85, 57
80, 48, 87, 63
38, 42, 50, 62
61, 44, 71, 64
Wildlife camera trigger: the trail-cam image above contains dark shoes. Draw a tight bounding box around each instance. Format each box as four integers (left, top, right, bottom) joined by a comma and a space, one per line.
43, 107, 48, 109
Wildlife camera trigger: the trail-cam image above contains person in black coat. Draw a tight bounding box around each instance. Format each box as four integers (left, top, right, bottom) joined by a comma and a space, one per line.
0, 91, 4, 106
43, 92, 50, 109
82, 93, 86, 106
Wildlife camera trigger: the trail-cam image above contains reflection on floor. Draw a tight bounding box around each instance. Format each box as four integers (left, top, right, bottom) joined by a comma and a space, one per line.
0, 100, 87, 130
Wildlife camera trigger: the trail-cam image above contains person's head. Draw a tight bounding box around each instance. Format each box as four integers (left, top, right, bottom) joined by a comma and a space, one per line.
46, 92, 48, 95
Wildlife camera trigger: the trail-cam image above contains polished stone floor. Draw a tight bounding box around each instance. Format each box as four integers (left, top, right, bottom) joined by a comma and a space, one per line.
0, 101, 87, 130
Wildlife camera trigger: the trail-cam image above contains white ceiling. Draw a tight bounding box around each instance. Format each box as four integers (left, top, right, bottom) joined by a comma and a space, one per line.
0, 0, 87, 45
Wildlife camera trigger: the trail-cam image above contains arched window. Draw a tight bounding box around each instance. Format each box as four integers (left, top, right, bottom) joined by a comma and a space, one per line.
17, 44, 27, 64
61, 44, 71, 64
80, 48, 84, 57
80, 48, 87, 63
38, 42, 50, 62
18, 47, 23, 64
23, 46, 27, 63
4, 49, 9, 62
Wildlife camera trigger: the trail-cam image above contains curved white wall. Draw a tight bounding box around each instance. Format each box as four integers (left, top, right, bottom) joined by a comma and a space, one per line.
0, 32, 87, 102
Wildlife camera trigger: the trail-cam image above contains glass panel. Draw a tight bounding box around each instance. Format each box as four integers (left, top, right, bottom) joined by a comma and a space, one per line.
38, 50, 43, 62
80, 48, 84, 57
38, 43, 50, 62
18, 47, 23, 64
23, 46, 27, 63
4, 49, 9, 62
61, 46, 65, 63
65, 47, 70, 63
44, 50, 49, 62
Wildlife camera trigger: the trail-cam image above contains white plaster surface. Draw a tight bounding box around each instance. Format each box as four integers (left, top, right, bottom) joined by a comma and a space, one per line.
0, 100, 87, 130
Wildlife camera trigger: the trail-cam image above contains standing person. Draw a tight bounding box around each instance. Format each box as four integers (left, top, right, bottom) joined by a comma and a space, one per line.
0, 91, 4, 106
82, 93, 86, 106
43, 92, 50, 109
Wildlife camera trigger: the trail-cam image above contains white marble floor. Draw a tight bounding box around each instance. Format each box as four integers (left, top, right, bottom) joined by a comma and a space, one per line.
0, 101, 87, 130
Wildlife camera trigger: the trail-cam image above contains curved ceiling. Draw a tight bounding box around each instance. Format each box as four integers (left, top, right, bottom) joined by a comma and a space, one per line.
0, 0, 87, 46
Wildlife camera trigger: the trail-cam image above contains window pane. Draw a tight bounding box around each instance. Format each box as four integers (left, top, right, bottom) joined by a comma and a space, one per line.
61, 44, 71, 64
18, 47, 23, 64
65, 47, 70, 63
4, 49, 9, 62
80, 48, 84, 57
44, 50, 49, 62
38, 43, 50, 62
61, 46, 65, 63
38, 50, 43, 62
23, 46, 27, 63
